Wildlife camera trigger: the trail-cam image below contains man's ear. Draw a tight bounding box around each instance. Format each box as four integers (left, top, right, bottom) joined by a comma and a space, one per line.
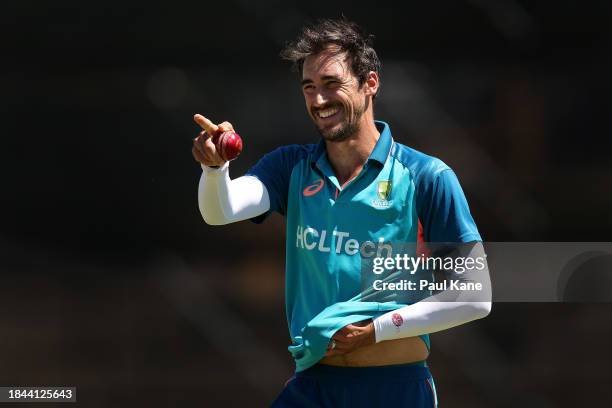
363, 71, 379, 98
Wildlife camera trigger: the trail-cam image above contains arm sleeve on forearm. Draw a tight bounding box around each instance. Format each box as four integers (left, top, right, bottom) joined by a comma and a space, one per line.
373, 242, 492, 342
197, 162, 271, 225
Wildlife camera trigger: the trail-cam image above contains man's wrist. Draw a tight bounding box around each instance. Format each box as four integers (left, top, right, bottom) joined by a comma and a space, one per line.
372, 313, 399, 343
373, 316, 383, 343
201, 161, 229, 173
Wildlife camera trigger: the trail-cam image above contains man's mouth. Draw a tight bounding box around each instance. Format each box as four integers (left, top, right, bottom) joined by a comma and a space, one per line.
316, 106, 341, 120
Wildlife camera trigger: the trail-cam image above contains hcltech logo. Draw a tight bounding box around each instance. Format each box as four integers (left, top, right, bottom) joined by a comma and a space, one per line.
372, 180, 392, 208
295, 225, 392, 257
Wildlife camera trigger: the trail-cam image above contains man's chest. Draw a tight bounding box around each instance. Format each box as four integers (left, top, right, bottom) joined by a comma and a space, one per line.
286, 161, 418, 247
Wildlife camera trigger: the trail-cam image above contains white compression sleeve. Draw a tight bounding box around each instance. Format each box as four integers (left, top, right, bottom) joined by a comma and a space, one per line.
197, 162, 271, 225
373, 242, 492, 343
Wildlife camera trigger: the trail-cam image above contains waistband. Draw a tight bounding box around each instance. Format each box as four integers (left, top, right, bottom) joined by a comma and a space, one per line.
296, 362, 431, 382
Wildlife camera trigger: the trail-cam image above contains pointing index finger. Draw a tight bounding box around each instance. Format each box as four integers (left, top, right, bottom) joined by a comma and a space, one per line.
193, 114, 219, 135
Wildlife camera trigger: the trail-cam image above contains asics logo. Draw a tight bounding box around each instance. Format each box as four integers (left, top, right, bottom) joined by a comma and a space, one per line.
303, 178, 324, 197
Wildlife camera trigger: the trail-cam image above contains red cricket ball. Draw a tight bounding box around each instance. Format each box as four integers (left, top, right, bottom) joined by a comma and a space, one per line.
212, 130, 243, 162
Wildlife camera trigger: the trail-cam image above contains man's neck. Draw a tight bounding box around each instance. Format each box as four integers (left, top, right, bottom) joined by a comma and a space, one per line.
325, 117, 380, 186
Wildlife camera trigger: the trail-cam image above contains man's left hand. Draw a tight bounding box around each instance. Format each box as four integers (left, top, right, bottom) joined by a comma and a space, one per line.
325, 321, 376, 357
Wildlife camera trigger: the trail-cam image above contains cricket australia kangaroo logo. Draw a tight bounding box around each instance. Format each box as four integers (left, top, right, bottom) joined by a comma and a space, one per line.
372, 180, 393, 208
377, 180, 392, 200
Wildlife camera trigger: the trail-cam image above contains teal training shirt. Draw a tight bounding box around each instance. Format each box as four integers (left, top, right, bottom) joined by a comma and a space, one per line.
246, 121, 481, 371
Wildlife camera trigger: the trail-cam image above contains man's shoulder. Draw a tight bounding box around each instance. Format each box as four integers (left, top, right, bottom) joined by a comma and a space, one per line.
249, 143, 319, 175
390, 142, 451, 183
261, 143, 319, 168
272, 143, 319, 157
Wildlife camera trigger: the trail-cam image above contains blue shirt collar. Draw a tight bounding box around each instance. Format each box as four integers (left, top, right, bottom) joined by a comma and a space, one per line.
310, 120, 394, 166
369, 120, 393, 164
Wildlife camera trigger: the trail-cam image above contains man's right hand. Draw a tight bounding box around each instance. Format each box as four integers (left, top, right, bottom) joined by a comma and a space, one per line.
192, 114, 235, 168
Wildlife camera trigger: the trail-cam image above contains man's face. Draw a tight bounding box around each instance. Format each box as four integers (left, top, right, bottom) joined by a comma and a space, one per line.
301, 47, 369, 142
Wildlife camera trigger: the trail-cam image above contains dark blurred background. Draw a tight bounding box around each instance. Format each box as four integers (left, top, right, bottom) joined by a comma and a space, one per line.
1, 0, 611, 406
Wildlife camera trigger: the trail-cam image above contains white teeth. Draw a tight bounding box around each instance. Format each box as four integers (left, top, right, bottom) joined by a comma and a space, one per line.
318, 107, 339, 118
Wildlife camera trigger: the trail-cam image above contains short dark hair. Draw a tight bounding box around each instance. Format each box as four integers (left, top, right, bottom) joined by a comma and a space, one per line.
280, 18, 381, 88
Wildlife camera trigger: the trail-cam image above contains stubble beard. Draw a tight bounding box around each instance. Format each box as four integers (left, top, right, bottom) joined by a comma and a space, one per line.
320, 120, 360, 143
316, 101, 366, 143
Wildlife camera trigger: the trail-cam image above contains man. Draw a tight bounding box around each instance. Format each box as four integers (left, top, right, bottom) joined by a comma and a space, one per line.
192, 18, 491, 408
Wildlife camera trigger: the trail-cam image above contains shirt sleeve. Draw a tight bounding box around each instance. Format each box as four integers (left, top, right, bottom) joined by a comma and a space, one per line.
418, 168, 482, 243
245, 144, 308, 223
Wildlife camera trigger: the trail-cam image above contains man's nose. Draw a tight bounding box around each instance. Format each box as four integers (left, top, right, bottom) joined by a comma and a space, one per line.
313, 92, 328, 107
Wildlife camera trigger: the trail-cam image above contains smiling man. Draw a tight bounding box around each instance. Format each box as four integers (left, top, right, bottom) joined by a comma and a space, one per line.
192, 18, 491, 408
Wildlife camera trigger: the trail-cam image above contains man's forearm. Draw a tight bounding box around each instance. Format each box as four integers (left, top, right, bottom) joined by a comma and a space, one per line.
198, 163, 270, 225
373, 242, 492, 343
373, 299, 491, 343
